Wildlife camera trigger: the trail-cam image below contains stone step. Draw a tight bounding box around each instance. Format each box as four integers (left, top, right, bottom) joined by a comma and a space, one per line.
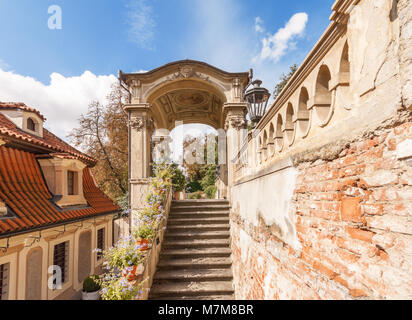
157, 257, 232, 270
162, 238, 230, 249
150, 281, 234, 298
167, 224, 230, 232
168, 217, 230, 226
154, 268, 233, 282
171, 205, 231, 213
165, 230, 230, 240
152, 294, 235, 300
169, 212, 230, 219
172, 200, 229, 207
160, 247, 232, 259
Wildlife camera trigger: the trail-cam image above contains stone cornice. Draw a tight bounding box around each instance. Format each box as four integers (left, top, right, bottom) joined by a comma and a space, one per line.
256, 0, 360, 133
119, 60, 250, 86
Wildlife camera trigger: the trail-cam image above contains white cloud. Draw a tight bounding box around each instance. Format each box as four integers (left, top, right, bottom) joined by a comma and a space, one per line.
126, 0, 156, 50
255, 17, 265, 33
0, 67, 116, 140
0, 59, 10, 71
257, 12, 308, 63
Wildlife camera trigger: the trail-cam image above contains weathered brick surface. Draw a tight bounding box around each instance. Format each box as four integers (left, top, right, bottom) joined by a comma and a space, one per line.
231, 121, 412, 300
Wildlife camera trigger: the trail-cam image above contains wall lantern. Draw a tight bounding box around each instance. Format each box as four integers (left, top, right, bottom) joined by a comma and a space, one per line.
244, 79, 271, 126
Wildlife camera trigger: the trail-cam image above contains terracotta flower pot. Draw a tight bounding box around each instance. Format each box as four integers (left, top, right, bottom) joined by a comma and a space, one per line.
122, 264, 144, 282
136, 238, 149, 251
174, 191, 184, 200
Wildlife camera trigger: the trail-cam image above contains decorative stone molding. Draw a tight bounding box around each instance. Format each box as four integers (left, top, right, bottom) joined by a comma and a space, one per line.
130, 79, 142, 102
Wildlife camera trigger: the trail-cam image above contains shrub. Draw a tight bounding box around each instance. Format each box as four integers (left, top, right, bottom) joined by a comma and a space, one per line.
204, 185, 217, 199
186, 181, 202, 193
171, 166, 187, 192
200, 166, 216, 190
83, 275, 101, 293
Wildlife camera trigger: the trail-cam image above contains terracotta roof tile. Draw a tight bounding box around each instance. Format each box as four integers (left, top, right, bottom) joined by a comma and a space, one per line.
0, 146, 120, 235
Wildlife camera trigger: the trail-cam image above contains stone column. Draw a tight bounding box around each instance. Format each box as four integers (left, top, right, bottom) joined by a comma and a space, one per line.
223, 103, 248, 201
124, 103, 152, 232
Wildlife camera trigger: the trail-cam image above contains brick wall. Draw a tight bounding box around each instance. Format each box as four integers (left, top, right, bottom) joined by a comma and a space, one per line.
231, 120, 412, 300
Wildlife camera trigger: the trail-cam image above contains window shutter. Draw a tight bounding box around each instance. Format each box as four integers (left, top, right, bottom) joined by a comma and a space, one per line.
97, 229, 105, 260
53, 241, 69, 286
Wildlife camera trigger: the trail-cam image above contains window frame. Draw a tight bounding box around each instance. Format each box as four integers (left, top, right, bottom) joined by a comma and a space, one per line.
26, 117, 36, 132
67, 170, 78, 196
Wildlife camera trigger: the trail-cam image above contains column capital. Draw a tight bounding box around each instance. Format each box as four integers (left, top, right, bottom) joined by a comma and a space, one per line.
223, 103, 248, 131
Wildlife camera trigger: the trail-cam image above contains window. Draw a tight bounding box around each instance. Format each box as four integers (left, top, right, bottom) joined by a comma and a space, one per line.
67, 171, 77, 195
53, 241, 69, 286
97, 228, 105, 261
27, 118, 36, 131
0, 263, 10, 300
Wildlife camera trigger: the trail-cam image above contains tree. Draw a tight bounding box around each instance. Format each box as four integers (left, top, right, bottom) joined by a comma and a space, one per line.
68, 84, 129, 201
273, 64, 298, 99
182, 133, 218, 195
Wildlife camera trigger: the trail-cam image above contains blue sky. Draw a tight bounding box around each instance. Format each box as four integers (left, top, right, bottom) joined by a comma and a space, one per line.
0, 0, 334, 139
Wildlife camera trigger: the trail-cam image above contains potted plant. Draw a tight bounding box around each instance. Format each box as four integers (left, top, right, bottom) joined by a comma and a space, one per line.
172, 166, 187, 200
134, 224, 155, 251
82, 275, 101, 300
122, 264, 145, 282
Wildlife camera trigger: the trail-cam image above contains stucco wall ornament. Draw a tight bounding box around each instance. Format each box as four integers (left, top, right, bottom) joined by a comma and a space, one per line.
166, 65, 211, 82
129, 117, 145, 131
225, 116, 246, 131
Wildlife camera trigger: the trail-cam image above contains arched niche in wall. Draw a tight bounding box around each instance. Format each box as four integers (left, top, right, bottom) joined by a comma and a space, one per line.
284, 103, 295, 146
258, 136, 263, 164
78, 231, 92, 283
25, 247, 42, 300
268, 123, 275, 156
275, 114, 284, 152
339, 42, 350, 86
296, 87, 311, 137
313, 65, 332, 126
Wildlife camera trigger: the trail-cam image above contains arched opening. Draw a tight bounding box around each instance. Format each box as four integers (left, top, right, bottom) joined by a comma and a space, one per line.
262, 130, 268, 162
314, 65, 332, 123
268, 123, 275, 156
161, 123, 223, 199
339, 42, 350, 85
275, 115, 284, 152
284, 103, 295, 145
297, 87, 310, 135
27, 118, 36, 132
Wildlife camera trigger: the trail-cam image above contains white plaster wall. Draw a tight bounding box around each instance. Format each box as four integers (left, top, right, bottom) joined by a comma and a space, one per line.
232, 166, 300, 250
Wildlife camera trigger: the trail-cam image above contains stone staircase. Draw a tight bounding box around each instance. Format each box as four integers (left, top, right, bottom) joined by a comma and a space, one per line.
149, 199, 234, 300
